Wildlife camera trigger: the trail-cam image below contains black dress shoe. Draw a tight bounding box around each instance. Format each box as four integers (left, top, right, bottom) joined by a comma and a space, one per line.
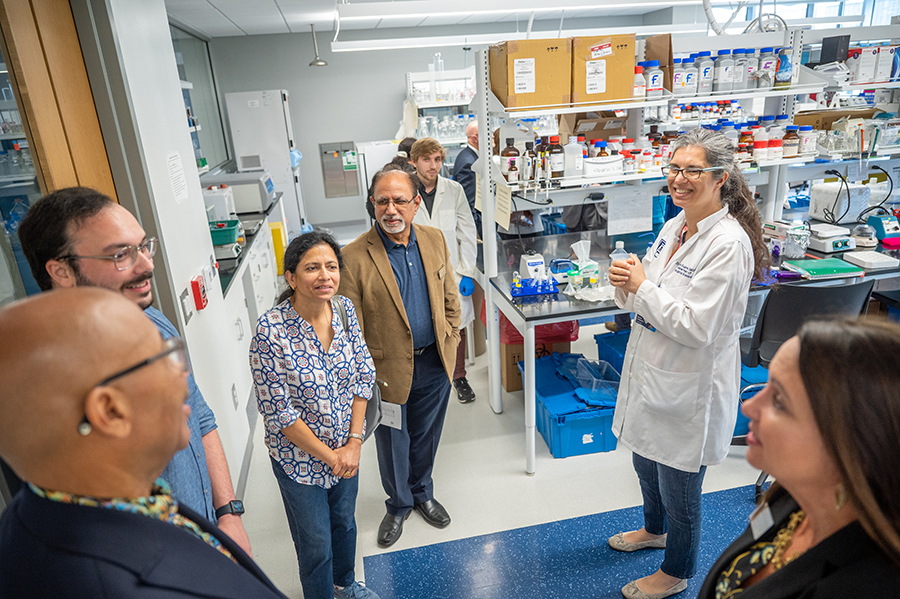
453, 377, 476, 403
377, 511, 410, 548
414, 499, 451, 528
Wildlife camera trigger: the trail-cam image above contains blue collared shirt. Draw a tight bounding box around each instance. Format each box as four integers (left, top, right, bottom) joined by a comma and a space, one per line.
144, 306, 217, 522
376, 223, 435, 349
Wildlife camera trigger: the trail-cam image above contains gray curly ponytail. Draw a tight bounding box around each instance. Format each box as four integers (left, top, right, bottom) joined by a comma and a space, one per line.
669, 128, 770, 280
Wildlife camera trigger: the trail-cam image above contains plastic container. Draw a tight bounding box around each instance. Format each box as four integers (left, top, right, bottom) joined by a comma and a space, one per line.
522, 354, 618, 459
752, 139, 768, 161
757, 47, 777, 88
564, 136, 583, 179
799, 125, 817, 154
774, 47, 793, 88
696, 51, 715, 95
644, 60, 664, 97
209, 219, 241, 245
682, 57, 698, 97
744, 48, 759, 88
714, 50, 734, 93
732, 49, 748, 91
575, 358, 621, 406
594, 330, 631, 375
768, 138, 783, 160
633, 66, 646, 98
672, 58, 685, 96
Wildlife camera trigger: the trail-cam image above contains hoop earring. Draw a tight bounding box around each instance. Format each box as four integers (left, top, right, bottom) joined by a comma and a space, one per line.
835, 483, 848, 511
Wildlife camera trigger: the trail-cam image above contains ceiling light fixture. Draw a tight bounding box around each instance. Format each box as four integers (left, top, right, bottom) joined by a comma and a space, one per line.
309, 24, 328, 67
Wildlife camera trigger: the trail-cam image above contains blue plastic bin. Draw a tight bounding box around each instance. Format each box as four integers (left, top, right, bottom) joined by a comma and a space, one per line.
593, 330, 631, 374
735, 364, 769, 436
519, 354, 618, 458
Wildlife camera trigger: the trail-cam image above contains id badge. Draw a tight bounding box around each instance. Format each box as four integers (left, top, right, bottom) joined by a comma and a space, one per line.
749, 501, 775, 540
381, 401, 402, 430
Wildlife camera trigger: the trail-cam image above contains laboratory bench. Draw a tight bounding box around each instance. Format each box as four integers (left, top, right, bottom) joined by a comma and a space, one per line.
484, 229, 900, 475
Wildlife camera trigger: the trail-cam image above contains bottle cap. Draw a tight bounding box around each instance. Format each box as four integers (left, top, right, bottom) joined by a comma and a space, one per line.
525, 141, 534, 149
683, 57, 695, 64
594, 141, 602, 147
599, 140, 608, 147
769, 139, 783, 147
635, 66, 643, 74
698, 51, 712, 57
786, 125, 798, 131
624, 138, 634, 143
673, 58, 682, 64
506, 138, 515, 145
799, 125, 813, 131
753, 140, 767, 148
550, 135, 560, 143
646, 60, 660, 67
760, 47, 774, 53
717, 49, 731, 56
578, 135, 586, 141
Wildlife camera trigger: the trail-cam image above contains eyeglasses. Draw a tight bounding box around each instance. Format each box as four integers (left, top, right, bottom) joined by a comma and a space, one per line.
372, 196, 417, 208
58, 237, 157, 271
661, 166, 725, 180
78, 337, 188, 436
97, 337, 189, 387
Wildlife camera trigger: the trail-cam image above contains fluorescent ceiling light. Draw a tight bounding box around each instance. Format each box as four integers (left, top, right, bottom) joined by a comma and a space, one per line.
337, 0, 704, 21
331, 23, 710, 53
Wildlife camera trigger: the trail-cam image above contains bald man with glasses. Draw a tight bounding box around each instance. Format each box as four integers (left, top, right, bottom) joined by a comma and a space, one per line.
0, 288, 286, 598
17, 187, 251, 556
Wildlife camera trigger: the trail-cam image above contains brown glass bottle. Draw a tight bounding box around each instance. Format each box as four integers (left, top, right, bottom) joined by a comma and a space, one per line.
506, 158, 518, 183
739, 130, 754, 147
534, 137, 547, 181
500, 138, 519, 177
524, 141, 537, 181
548, 135, 565, 179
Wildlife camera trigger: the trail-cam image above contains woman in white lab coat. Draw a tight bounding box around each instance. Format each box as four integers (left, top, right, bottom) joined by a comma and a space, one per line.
606, 128, 770, 599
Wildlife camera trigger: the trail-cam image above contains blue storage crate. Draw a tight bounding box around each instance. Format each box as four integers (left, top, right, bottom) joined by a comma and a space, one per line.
519, 354, 618, 458
593, 329, 631, 374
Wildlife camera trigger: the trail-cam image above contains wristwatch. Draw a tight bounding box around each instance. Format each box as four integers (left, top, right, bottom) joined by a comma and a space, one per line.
215, 499, 245, 519
348, 433, 364, 442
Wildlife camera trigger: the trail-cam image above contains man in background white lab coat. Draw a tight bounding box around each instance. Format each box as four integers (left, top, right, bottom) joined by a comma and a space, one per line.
410, 138, 478, 403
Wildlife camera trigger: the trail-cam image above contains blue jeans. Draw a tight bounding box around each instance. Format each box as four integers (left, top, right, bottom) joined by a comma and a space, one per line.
270, 458, 358, 599
375, 344, 451, 515
632, 452, 707, 579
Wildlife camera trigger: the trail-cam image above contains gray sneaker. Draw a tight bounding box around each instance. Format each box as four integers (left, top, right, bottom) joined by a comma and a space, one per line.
334, 581, 381, 599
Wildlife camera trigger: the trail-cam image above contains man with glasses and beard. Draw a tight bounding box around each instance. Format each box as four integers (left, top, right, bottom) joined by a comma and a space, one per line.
17, 187, 251, 556
339, 165, 461, 548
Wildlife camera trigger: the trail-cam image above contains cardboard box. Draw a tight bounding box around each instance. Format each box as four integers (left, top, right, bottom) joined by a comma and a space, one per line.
501, 341, 571, 392
489, 38, 572, 109
571, 34, 636, 105
875, 45, 898, 83
557, 112, 627, 142
644, 34, 674, 93
847, 46, 878, 83
793, 107, 879, 130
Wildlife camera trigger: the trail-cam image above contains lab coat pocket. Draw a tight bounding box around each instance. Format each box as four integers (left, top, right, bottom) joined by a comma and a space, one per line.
641, 363, 700, 421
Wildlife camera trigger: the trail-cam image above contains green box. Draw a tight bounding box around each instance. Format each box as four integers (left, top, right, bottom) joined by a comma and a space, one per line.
209, 220, 240, 245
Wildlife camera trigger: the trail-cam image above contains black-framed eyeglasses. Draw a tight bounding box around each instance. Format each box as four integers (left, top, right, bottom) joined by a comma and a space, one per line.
58, 237, 157, 271
97, 337, 188, 387
661, 166, 725, 180
79, 337, 188, 436
372, 196, 417, 207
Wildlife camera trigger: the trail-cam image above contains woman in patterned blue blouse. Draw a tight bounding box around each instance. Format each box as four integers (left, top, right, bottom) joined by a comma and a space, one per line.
249, 231, 379, 599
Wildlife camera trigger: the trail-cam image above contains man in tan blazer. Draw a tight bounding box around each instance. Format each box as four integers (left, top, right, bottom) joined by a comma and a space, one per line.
339, 166, 461, 548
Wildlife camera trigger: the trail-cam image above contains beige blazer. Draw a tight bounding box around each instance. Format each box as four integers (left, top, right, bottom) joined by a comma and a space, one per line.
339, 224, 461, 405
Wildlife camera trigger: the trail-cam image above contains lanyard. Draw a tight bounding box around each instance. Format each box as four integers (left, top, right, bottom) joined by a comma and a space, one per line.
665, 224, 689, 267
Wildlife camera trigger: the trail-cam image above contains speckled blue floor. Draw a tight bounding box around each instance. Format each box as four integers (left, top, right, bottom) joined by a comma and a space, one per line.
364, 486, 758, 599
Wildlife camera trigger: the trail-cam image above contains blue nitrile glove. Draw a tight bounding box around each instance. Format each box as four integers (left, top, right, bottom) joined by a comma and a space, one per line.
459, 276, 474, 297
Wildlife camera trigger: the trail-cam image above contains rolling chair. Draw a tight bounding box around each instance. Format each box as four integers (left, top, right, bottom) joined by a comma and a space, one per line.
732, 278, 875, 502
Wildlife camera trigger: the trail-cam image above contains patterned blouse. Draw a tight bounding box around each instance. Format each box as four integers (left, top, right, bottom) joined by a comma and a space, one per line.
715, 541, 776, 598
249, 296, 375, 489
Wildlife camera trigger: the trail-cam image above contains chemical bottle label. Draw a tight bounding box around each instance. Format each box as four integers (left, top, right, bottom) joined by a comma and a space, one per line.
549, 154, 565, 171
633, 83, 646, 97
700, 66, 713, 81
717, 65, 733, 83
684, 72, 695, 88
673, 72, 684, 89
648, 73, 663, 91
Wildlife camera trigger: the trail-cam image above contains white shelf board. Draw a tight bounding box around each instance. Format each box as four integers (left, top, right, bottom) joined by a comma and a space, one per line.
745, 155, 817, 170
197, 165, 209, 175
831, 80, 900, 92
188, 125, 201, 133
180, 80, 193, 90
680, 83, 826, 106
415, 99, 473, 109
489, 92, 674, 118
0, 133, 26, 141
437, 138, 466, 145
502, 170, 666, 192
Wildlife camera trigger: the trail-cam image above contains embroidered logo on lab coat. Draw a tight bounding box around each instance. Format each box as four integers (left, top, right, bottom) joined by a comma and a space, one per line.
653, 238, 666, 259
635, 314, 656, 332
673, 261, 696, 279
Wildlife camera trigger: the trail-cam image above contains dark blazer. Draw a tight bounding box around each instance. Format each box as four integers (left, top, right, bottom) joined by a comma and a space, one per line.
698, 487, 900, 599
339, 223, 461, 405
452, 145, 478, 210
0, 487, 288, 598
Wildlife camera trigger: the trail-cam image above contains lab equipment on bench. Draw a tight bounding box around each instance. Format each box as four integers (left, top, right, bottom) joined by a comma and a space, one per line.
202, 186, 237, 222
850, 224, 878, 248
510, 270, 559, 297
519, 253, 546, 279
808, 223, 856, 253
842, 250, 900, 270
201, 171, 276, 214
809, 181, 871, 226
866, 214, 900, 242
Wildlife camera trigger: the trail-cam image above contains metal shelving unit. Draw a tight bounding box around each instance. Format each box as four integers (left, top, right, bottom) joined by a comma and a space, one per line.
475, 26, 900, 476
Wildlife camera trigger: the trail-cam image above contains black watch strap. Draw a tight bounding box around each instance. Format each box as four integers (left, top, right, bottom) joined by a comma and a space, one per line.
215, 499, 245, 519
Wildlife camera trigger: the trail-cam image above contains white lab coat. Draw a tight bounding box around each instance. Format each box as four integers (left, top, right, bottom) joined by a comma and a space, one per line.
612, 206, 753, 473
413, 176, 478, 327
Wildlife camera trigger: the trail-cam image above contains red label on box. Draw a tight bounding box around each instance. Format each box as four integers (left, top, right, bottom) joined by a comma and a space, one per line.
590, 43, 612, 58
